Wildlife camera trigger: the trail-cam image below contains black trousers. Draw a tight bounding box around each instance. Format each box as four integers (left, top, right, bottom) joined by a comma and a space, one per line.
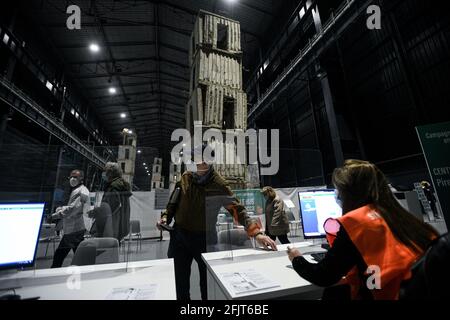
266, 228, 291, 244
168, 226, 207, 300
51, 230, 85, 268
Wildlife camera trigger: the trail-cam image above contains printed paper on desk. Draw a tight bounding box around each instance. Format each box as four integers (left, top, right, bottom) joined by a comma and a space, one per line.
105, 284, 159, 300
218, 268, 280, 296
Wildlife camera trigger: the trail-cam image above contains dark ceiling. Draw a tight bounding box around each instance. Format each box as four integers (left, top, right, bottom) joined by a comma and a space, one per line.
22, 0, 287, 151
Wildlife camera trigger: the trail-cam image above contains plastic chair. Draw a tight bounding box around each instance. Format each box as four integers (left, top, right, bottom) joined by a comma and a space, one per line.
74, 238, 119, 265
129, 220, 142, 252
39, 223, 57, 257
286, 210, 300, 237
216, 214, 234, 233
217, 229, 250, 247
71, 245, 96, 266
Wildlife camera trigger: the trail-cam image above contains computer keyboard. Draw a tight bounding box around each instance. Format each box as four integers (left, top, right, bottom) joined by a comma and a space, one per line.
310, 252, 327, 262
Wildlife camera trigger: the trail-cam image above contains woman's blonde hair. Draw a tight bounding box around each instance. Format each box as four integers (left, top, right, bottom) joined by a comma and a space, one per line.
261, 186, 276, 200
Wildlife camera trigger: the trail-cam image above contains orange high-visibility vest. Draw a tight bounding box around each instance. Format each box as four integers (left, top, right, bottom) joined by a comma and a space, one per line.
324, 205, 422, 300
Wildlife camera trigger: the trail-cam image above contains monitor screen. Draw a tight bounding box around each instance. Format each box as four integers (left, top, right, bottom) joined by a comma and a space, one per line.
0, 203, 45, 270
298, 190, 342, 238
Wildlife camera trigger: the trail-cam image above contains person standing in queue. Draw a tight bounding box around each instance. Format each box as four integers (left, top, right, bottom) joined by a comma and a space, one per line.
157, 144, 277, 300
261, 186, 290, 244
287, 160, 438, 300
101, 162, 132, 242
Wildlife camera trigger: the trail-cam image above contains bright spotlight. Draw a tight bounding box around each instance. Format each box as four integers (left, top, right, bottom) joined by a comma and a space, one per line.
89, 43, 100, 53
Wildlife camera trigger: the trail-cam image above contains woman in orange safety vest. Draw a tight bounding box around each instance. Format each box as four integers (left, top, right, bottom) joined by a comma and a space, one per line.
287, 160, 438, 300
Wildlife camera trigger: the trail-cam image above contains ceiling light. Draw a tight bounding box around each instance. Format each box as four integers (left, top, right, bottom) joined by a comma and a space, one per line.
137, 150, 142, 154
129, 130, 132, 134
143, 163, 146, 166
120, 113, 126, 118
89, 43, 100, 53
109, 87, 117, 94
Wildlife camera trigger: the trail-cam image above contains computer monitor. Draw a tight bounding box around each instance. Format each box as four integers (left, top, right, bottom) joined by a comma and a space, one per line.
298, 190, 342, 239
0, 203, 45, 270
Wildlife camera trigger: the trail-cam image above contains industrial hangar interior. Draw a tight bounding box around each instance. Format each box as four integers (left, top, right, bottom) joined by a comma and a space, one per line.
0, 0, 449, 302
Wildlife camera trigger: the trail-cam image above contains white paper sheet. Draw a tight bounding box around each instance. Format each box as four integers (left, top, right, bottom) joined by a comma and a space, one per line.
105, 284, 159, 300
218, 268, 280, 296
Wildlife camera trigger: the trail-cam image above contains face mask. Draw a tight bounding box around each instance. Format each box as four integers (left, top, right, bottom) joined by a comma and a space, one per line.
101, 172, 108, 181
185, 163, 197, 173
334, 191, 343, 208
69, 177, 79, 187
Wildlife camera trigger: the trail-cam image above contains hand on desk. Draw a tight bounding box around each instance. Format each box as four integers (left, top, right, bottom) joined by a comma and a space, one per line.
255, 234, 278, 251
287, 246, 302, 261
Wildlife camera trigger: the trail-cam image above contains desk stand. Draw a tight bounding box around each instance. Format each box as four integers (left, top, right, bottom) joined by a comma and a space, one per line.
0, 269, 22, 298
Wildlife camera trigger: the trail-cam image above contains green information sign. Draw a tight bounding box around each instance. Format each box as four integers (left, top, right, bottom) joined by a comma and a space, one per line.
416, 121, 450, 229
219, 189, 265, 216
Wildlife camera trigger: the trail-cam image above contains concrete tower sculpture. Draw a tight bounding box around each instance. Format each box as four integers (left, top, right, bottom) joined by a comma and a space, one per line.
187, 10, 258, 189
118, 128, 136, 186
150, 157, 164, 190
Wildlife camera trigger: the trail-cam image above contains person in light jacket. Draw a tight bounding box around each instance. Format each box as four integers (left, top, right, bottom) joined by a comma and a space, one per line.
51, 169, 90, 268
261, 186, 291, 244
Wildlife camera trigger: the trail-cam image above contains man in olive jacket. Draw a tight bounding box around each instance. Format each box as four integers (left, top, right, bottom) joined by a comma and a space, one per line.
157, 158, 277, 300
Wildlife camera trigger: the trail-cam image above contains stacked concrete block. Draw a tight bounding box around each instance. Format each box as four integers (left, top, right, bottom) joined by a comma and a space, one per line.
169, 162, 182, 193
187, 10, 253, 189
150, 157, 164, 190
118, 130, 137, 186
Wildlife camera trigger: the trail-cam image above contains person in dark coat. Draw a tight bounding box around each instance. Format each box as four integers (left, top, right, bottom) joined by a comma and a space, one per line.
101, 162, 132, 242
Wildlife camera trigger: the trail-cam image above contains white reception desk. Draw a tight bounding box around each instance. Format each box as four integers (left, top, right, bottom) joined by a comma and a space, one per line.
0, 259, 176, 300
202, 242, 326, 300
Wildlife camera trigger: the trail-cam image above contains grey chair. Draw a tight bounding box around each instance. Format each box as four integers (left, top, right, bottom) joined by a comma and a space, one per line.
129, 220, 142, 252
71, 245, 96, 266
72, 238, 119, 265
217, 228, 250, 248
216, 214, 233, 233
39, 223, 57, 257
286, 210, 300, 237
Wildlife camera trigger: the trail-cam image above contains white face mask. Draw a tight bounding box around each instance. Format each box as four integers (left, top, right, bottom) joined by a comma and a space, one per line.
69, 177, 79, 187
185, 163, 197, 173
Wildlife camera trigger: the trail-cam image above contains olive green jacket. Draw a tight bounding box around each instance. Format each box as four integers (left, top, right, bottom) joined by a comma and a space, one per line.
162, 168, 260, 238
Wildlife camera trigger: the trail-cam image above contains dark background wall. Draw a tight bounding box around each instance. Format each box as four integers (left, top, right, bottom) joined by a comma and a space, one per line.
250, 0, 450, 189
